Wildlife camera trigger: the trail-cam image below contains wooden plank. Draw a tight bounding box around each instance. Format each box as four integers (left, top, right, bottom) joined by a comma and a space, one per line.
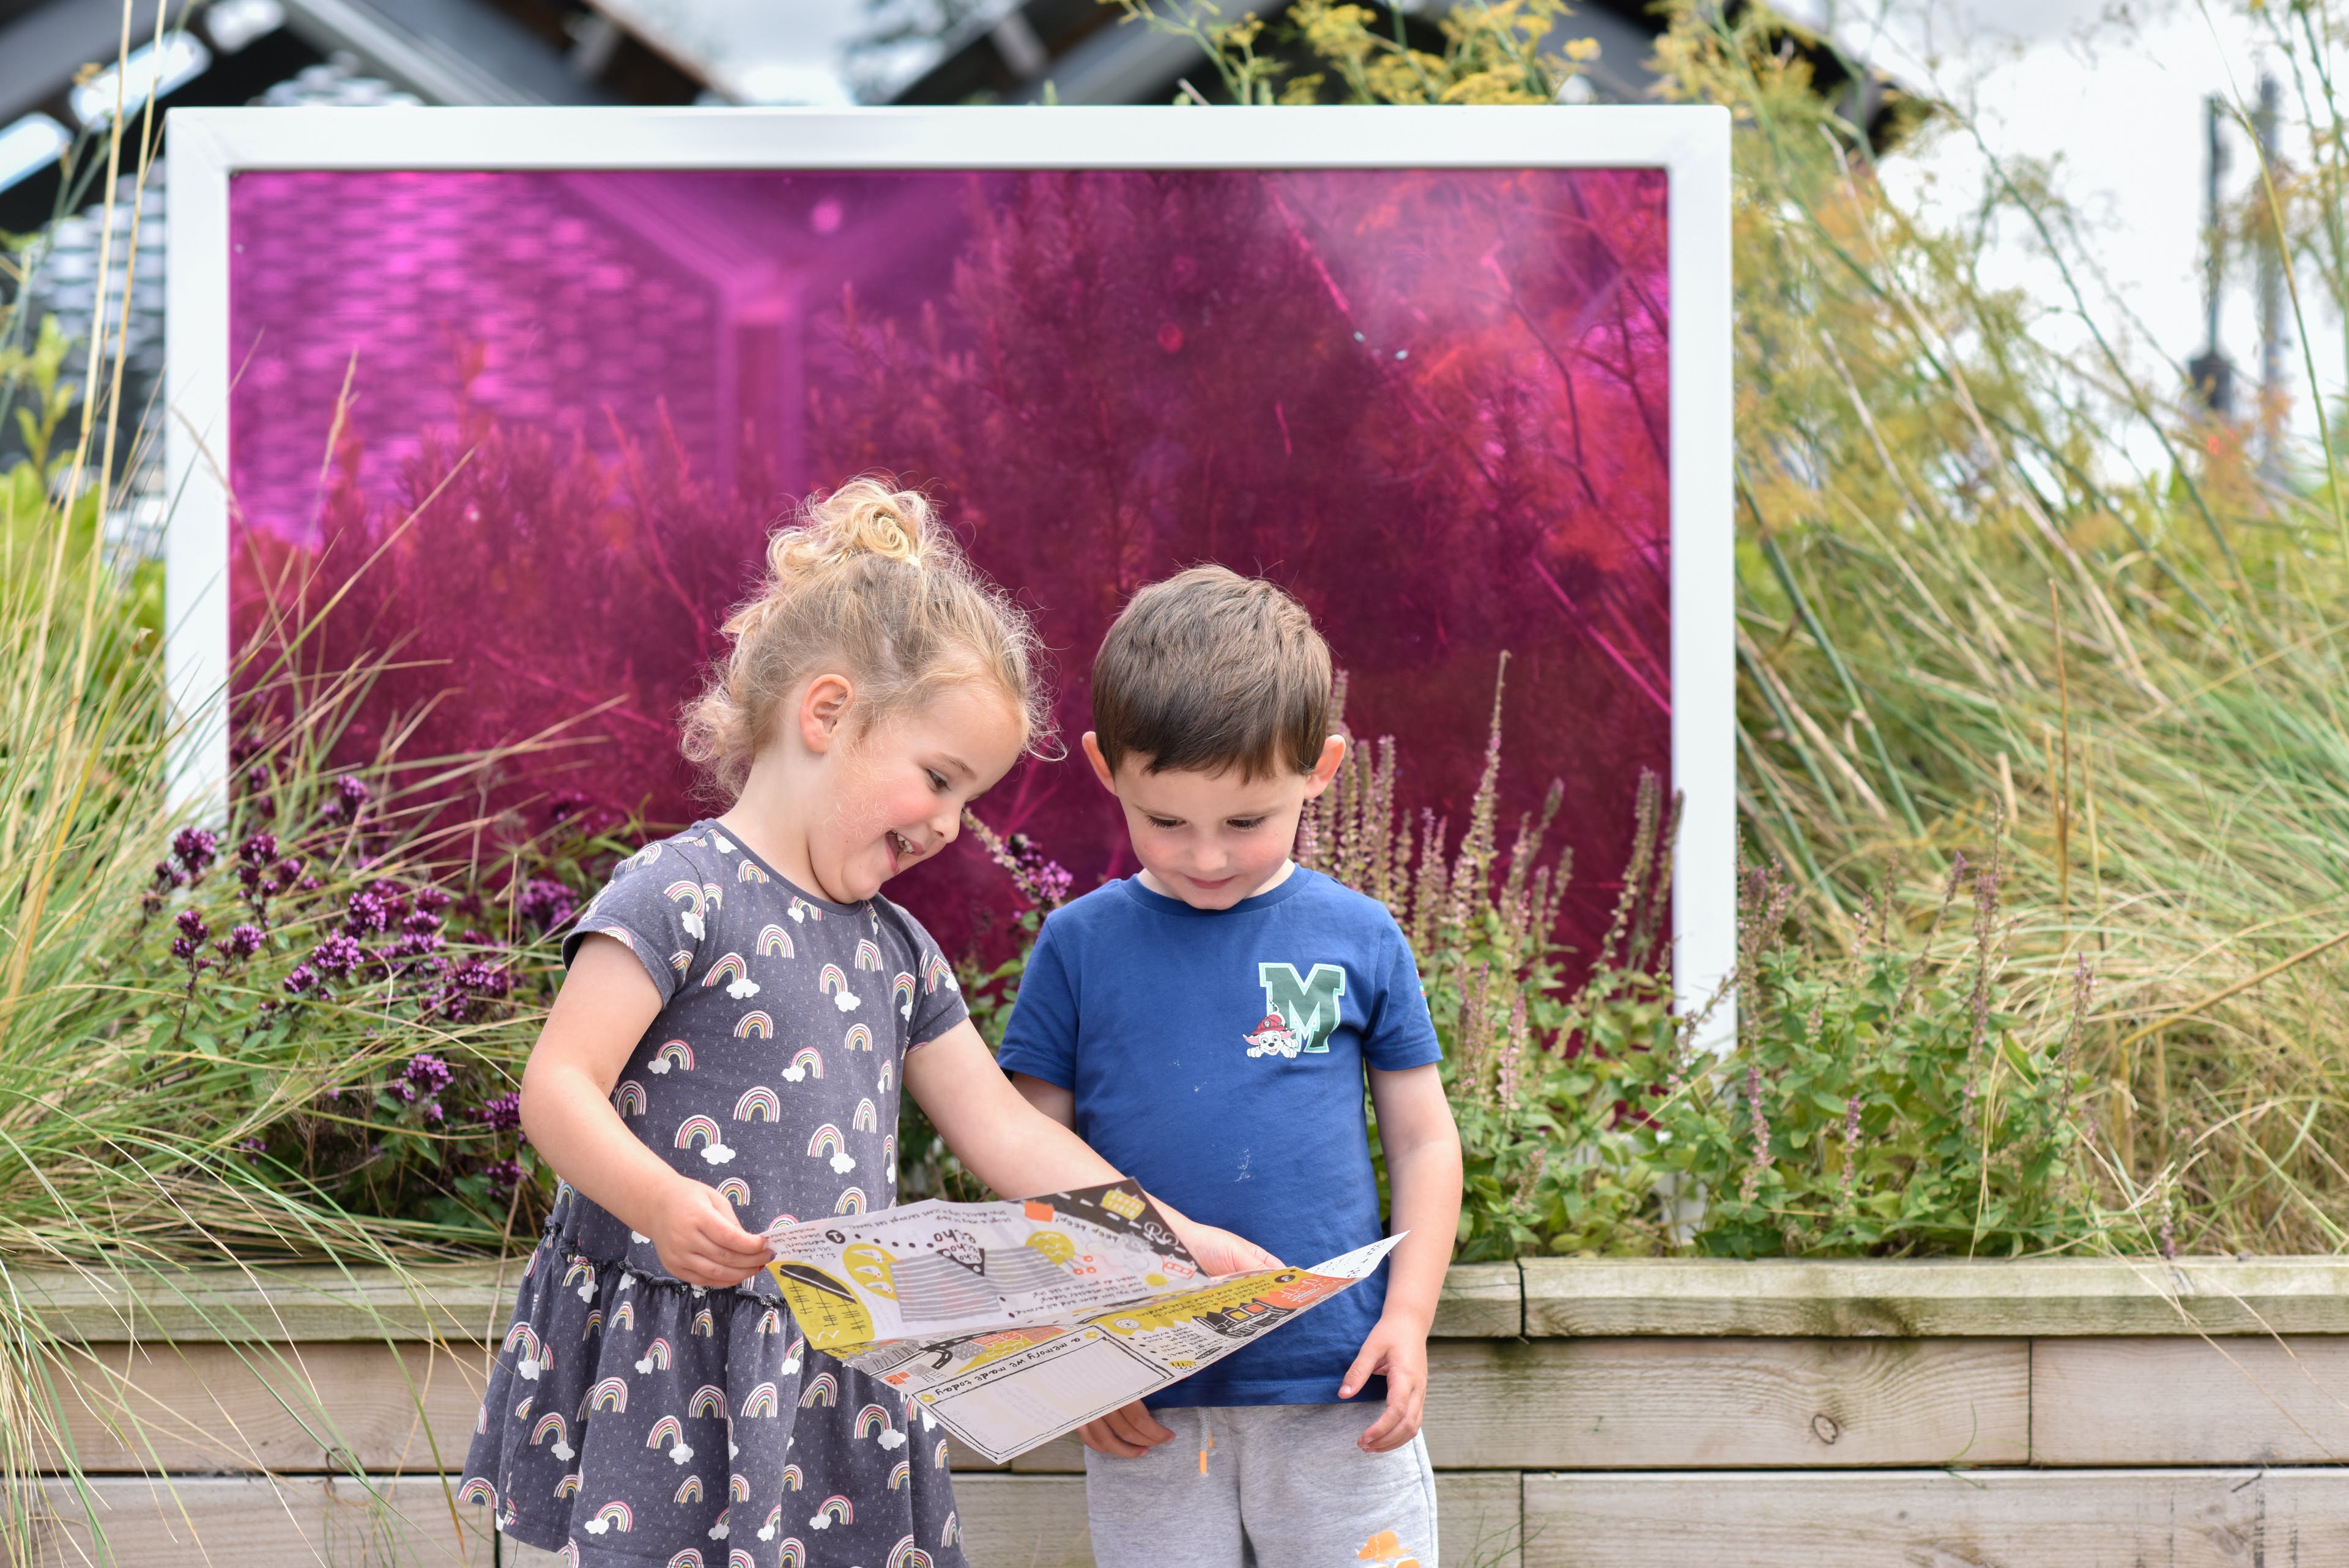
1522, 1256, 2349, 1338
23, 1258, 1518, 1346
21, 1264, 519, 1346
1436, 1263, 1523, 1337
2033, 1337, 2349, 1465
1422, 1337, 2027, 1469
29, 1474, 493, 1567
1521, 1468, 2349, 1567
35, 1340, 490, 1475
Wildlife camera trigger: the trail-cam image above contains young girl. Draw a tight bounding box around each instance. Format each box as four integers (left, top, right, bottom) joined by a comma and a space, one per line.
461, 480, 1271, 1567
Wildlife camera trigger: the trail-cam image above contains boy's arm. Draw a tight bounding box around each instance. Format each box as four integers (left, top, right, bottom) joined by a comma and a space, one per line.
1009, 1071, 1075, 1129
1344, 1062, 1464, 1454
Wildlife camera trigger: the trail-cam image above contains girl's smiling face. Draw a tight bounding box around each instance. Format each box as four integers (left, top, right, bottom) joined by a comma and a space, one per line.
817, 682, 1026, 902
724, 672, 1026, 908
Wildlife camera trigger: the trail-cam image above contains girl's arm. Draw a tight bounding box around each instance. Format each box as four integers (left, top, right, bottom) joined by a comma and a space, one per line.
907, 1022, 1278, 1276
1342, 1062, 1464, 1454
518, 936, 773, 1287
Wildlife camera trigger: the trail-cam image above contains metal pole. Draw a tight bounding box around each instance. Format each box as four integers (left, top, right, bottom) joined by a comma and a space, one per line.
2257, 72, 2286, 472
2191, 92, 2233, 415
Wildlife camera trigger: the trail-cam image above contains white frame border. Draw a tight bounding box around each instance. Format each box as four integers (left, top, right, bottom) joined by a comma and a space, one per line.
166, 104, 1734, 1031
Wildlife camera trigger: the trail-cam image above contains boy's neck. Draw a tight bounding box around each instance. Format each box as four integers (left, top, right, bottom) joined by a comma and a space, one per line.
1138, 858, 1297, 909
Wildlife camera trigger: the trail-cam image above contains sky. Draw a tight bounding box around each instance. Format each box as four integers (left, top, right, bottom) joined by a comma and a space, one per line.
1819, 0, 2335, 460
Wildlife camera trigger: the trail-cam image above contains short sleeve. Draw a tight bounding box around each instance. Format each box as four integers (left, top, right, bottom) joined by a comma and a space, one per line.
562, 847, 706, 1007
993, 916, 1078, 1087
885, 902, 971, 1050
1362, 920, 1442, 1071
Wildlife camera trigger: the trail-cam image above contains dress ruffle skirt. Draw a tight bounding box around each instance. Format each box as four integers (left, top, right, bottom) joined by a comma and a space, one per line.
462, 1233, 968, 1568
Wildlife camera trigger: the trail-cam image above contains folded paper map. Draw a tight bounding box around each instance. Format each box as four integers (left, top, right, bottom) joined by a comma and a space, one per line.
762, 1180, 1402, 1463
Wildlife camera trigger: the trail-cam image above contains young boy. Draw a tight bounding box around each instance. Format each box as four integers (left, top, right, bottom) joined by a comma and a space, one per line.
996, 567, 1464, 1566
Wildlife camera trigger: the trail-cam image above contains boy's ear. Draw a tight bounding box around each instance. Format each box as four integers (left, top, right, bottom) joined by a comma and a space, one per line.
798, 674, 855, 754
1299, 734, 1347, 800
1081, 732, 1119, 793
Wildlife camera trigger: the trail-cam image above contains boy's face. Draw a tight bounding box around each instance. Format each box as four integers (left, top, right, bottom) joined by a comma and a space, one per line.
1083, 732, 1346, 910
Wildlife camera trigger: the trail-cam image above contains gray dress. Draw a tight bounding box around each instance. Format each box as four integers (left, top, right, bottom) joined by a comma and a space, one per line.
461, 822, 971, 1568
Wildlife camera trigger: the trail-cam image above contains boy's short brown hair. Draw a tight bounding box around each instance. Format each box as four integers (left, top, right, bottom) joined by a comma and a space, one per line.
1090, 566, 1332, 779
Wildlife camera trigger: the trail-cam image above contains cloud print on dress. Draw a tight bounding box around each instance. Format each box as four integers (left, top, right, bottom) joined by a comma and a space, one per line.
675, 1115, 733, 1165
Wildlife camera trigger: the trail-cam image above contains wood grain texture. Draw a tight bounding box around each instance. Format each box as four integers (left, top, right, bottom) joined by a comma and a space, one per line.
1421, 1337, 2028, 1469
1521, 1257, 2349, 1338
38, 1340, 491, 1474
1521, 1468, 2349, 1567
21, 1258, 1516, 1347
21, 1263, 519, 1346
32, 1472, 1514, 1568
2033, 1337, 2349, 1465
1436, 1263, 1523, 1337
29, 1474, 493, 1567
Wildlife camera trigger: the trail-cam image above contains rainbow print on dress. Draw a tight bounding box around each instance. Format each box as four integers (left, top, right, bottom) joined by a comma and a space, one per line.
782, 1044, 823, 1082
818, 962, 861, 1012
892, 972, 916, 1018
807, 1494, 855, 1530
737, 858, 768, 883
852, 1096, 880, 1133
582, 1499, 633, 1536
633, 1336, 672, 1374
554, 1471, 582, 1498
888, 1536, 935, 1568
807, 1124, 855, 1175
730, 1551, 758, 1568
457, 1476, 497, 1507
716, 1176, 751, 1206
647, 1414, 694, 1464
664, 881, 709, 938
886, 1460, 910, 1490
733, 1085, 781, 1122
780, 1463, 803, 1492
738, 1380, 781, 1419
757, 922, 793, 957
835, 1186, 867, 1214
614, 1080, 648, 1115
701, 952, 759, 999
688, 1384, 728, 1419
842, 1022, 874, 1053
921, 952, 956, 994
797, 1371, 839, 1408
854, 937, 885, 972
648, 1039, 695, 1074
674, 1115, 734, 1165
664, 1550, 702, 1568
587, 1377, 628, 1413
732, 1010, 773, 1039
674, 1474, 703, 1505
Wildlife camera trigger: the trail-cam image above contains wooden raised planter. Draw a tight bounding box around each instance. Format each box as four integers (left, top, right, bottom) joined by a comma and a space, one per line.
16, 1255, 2349, 1566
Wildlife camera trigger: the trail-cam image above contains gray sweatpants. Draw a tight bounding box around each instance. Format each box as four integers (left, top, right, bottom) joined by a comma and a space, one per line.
1082, 1403, 1438, 1567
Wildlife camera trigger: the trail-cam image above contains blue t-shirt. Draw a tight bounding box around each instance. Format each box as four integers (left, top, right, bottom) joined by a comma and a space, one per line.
995, 866, 1441, 1408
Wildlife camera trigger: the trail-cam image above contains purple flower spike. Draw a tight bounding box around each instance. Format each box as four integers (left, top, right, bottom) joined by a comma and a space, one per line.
518, 879, 577, 931
175, 908, 210, 943
477, 1090, 522, 1132
171, 827, 219, 876
215, 924, 265, 962
239, 831, 280, 866
283, 963, 318, 995
309, 934, 366, 976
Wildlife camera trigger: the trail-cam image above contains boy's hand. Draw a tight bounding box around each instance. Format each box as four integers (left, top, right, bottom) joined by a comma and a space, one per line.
1077, 1400, 1176, 1457
649, 1176, 773, 1287
1340, 1312, 1428, 1453
1167, 1216, 1282, 1277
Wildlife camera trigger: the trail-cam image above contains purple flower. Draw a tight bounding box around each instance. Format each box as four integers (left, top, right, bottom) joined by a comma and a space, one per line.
457, 928, 495, 948
252, 794, 277, 820
283, 964, 318, 995
413, 886, 453, 915
451, 959, 511, 997
237, 1137, 267, 1167
404, 1053, 454, 1096
152, 859, 187, 891
171, 828, 218, 877
323, 774, 372, 821
389, 931, 445, 962
215, 924, 265, 962
481, 1158, 524, 1195
344, 890, 393, 935
309, 934, 365, 976
175, 908, 210, 943
395, 1079, 417, 1103
477, 1090, 522, 1132
272, 856, 303, 891
296, 872, 322, 892
403, 909, 444, 937
424, 1102, 445, 1123
169, 937, 201, 964
518, 879, 577, 931
239, 831, 279, 867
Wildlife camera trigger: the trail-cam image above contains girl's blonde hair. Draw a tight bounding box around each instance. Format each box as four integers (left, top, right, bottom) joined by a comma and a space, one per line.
681, 477, 1048, 797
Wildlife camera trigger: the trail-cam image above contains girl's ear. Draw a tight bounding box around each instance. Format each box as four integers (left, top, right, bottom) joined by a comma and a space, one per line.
798, 674, 855, 754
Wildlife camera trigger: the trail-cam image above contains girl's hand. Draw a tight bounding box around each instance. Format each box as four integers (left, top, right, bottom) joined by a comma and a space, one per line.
648, 1175, 774, 1288
1339, 1312, 1429, 1453
1167, 1216, 1282, 1277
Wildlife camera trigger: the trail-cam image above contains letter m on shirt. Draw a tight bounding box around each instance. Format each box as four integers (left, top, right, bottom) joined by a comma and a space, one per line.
1258, 962, 1346, 1054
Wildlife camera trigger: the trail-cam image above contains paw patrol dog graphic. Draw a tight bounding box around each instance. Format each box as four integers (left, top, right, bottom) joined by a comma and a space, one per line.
1243, 962, 1347, 1059
1243, 1012, 1302, 1058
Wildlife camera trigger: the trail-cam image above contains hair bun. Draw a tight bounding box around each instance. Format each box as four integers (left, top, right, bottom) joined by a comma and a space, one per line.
807, 478, 933, 570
